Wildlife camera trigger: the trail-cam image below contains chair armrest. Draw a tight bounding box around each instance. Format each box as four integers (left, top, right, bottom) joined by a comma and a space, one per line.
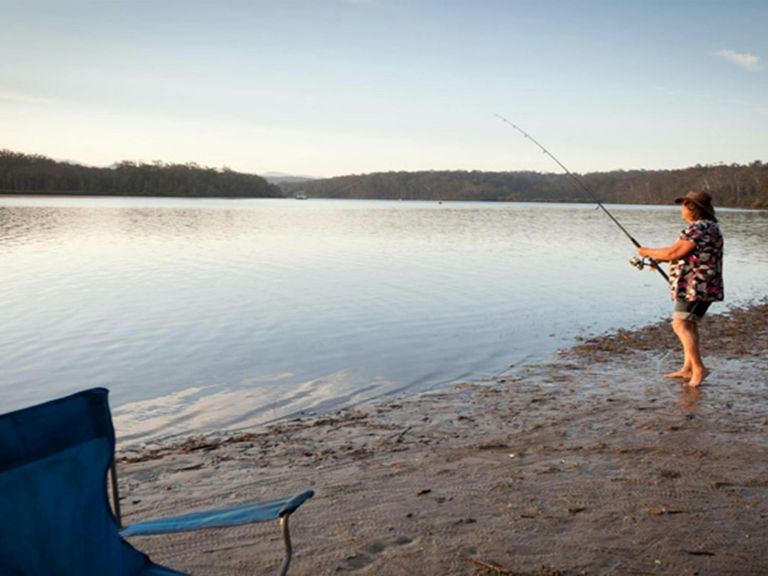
120, 490, 314, 537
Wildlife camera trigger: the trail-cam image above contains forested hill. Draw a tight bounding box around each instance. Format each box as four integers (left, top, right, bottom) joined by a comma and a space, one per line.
281, 162, 768, 209
0, 150, 283, 198
3, 149, 766, 208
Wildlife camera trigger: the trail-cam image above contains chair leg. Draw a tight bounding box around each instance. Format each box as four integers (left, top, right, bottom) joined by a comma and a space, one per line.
277, 514, 292, 576
110, 459, 122, 529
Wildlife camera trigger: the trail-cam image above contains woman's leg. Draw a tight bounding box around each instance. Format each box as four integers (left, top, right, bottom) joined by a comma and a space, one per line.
674, 318, 708, 387
664, 319, 692, 378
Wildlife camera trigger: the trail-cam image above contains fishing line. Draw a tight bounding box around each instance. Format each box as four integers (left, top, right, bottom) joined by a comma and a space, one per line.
495, 114, 669, 282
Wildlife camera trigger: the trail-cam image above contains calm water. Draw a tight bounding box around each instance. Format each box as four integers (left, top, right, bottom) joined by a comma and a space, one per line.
2, 196, 767, 444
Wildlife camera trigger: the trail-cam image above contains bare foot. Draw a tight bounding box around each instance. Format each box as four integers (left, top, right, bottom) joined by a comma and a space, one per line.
686, 369, 710, 388
664, 369, 691, 379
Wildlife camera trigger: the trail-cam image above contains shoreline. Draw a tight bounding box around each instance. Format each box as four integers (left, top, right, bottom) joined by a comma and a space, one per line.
119, 299, 768, 575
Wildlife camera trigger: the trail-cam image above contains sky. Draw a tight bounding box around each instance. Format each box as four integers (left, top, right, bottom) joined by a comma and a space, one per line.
1, 0, 766, 178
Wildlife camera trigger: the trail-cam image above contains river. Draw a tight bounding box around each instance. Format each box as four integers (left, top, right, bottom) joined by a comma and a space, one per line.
1, 196, 766, 444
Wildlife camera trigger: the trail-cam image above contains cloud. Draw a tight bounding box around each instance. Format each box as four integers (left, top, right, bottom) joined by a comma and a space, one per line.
714, 49, 761, 70
0, 89, 54, 105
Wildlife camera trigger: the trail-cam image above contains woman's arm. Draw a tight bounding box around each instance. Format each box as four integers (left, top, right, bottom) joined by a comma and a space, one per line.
638, 238, 695, 262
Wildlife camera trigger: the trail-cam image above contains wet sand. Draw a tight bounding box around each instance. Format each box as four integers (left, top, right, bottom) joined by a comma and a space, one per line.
119, 300, 768, 575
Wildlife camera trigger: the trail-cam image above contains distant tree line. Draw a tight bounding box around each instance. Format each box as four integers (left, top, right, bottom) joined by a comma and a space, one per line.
282, 162, 768, 209
0, 150, 283, 198
3, 149, 766, 208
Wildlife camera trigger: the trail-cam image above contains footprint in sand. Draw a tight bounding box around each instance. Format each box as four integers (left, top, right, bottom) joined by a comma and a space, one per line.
337, 537, 414, 571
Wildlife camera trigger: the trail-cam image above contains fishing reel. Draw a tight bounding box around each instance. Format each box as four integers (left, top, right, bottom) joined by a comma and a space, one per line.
629, 256, 650, 271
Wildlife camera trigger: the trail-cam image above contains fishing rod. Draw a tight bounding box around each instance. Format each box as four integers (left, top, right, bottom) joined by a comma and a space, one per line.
495, 114, 669, 282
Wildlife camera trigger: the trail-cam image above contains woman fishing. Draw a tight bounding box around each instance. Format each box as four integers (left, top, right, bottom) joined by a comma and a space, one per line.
637, 191, 724, 387
496, 117, 724, 387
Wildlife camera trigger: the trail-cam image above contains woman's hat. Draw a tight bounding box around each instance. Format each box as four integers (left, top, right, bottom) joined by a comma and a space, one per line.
674, 190, 716, 220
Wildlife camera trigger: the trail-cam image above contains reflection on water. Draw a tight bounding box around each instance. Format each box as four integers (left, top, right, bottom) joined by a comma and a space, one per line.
1, 196, 767, 445
677, 386, 702, 416
111, 368, 392, 443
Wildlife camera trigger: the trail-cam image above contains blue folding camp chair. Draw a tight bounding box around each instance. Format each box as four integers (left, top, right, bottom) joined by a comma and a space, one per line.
0, 388, 313, 576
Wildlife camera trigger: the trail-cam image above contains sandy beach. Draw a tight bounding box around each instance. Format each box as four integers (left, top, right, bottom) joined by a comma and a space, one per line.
119, 300, 768, 575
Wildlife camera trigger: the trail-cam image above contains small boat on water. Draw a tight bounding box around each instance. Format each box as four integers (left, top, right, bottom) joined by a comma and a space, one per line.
295, 191, 308, 200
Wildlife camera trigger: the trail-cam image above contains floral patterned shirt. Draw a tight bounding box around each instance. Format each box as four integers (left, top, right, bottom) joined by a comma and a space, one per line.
668, 219, 724, 302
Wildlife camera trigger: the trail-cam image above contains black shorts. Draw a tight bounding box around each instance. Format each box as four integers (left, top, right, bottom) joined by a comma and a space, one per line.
673, 299, 711, 322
